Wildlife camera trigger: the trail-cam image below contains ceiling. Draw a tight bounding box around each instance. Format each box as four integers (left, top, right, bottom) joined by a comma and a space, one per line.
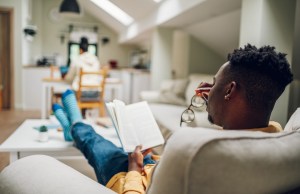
78, 0, 242, 58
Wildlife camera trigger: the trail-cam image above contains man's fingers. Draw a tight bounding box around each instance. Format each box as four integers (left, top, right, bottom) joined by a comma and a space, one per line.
142, 148, 152, 157
197, 82, 210, 88
133, 145, 142, 153
132, 145, 151, 156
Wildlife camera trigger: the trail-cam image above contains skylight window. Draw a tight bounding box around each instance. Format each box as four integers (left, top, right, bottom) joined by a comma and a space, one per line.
90, 0, 134, 26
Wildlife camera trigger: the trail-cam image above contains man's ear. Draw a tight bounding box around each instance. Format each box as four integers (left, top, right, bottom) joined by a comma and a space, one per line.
224, 81, 237, 99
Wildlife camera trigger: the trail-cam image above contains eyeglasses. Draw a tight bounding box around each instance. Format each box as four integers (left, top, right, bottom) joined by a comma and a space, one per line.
180, 94, 208, 127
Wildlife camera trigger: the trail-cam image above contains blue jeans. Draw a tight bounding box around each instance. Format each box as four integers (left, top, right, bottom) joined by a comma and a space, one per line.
71, 122, 156, 185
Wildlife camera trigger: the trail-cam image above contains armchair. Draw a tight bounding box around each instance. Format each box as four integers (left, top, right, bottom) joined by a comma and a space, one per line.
1, 108, 300, 194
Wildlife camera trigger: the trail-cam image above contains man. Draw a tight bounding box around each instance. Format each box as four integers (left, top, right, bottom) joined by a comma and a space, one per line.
53, 44, 293, 194
65, 37, 101, 91
198, 44, 293, 131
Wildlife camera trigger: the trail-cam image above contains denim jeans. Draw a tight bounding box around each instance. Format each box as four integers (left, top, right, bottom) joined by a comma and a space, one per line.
71, 122, 156, 185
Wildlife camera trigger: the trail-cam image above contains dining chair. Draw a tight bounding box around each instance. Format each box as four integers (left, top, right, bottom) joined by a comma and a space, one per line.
76, 68, 108, 117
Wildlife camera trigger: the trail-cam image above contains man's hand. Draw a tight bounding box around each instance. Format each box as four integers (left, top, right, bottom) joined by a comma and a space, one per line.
196, 82, 212, 98
128, 145, 152, 174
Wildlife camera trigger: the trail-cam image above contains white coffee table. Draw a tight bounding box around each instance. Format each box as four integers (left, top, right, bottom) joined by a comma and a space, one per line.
0, 119, 121, 164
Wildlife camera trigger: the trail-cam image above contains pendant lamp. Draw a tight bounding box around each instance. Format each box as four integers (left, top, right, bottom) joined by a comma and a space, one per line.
59, 0, 80, 14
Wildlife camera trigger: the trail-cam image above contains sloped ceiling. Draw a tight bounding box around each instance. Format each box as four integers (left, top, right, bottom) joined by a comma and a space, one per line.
79, 0, 242, 58
79, 0, 160, 33
186, 9, 241, 58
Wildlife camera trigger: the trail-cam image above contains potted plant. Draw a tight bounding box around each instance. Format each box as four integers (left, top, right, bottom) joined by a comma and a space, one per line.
38, 125, 49, 142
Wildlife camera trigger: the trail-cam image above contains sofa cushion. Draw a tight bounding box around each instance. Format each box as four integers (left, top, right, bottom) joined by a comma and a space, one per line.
158, 78, 188, 106
185, 74, 214, 106
284, 108, 300, 132
140, 91, 161, 103
148, 128, 300, 194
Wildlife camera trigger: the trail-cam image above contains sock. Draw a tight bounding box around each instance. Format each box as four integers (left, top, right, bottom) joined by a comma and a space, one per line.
52, 104, 73, 141
62, 89, 82, 124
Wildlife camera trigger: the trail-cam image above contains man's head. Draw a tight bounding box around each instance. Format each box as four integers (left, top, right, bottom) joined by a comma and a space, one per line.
206, 44, 293, 129
79, 37, 89, 53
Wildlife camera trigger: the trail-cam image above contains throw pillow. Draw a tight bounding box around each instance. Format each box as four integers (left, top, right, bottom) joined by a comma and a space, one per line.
158, 79, 188, 106
284, 108, 300, 131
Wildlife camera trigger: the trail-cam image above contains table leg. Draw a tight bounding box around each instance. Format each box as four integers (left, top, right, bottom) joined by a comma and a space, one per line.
9, 152, 19, 163
117, 84, 123, 100
46, 86, 51, 118
111, 87, 115, 100
41, 83, 47, 119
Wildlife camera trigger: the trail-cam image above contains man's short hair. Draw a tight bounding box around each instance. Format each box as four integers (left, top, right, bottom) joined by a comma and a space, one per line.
79, 37, 89, 52
226, 44, 293, 110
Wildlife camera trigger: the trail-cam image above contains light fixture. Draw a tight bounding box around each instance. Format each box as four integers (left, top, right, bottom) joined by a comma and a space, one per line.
59, 0, 80, 14
23, 25, 38, 42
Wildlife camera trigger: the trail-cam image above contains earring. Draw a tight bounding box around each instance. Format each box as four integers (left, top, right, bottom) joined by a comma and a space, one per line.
225, 95, 230, 100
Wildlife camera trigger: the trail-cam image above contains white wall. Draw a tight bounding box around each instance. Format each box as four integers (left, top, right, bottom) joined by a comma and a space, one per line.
188, 36, 224, 75
239, 0, 264, 46
22, 0, 31, 65
292, 0, 300, 80
150, 28, 173, 90
30, 0, 135, 67
0, 0, 30, 108
288, 0, 300, 116
151, 28, 224, 89
31, 0, 43, 61
172, 30, 190, 79
240, 0, 296, 126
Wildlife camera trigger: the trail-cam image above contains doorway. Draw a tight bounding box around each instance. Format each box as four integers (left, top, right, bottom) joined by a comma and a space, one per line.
0, 7, 13, 110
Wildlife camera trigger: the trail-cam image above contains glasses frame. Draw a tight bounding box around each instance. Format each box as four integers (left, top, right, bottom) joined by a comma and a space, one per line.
180, 94, 208, 127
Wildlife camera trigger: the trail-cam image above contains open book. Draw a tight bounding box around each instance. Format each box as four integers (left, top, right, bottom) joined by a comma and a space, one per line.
105, 100, 165, 153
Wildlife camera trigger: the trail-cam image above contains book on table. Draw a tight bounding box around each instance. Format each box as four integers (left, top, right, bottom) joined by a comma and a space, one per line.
105, 99, 165, 153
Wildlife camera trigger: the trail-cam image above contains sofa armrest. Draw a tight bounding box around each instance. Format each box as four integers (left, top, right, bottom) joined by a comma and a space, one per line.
0, 155, 116, 194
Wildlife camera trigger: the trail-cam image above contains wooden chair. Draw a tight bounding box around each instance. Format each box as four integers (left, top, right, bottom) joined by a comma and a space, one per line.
76, 68, 108, 117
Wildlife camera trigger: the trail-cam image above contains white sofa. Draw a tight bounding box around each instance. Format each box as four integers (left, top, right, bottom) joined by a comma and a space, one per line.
1, 108, 300, 194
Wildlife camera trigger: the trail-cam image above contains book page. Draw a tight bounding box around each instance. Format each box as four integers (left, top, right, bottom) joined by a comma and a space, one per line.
114, 100, 140, 152
105, 102, 119, 130
126, 101, 165, 151
105, 102, 124, 147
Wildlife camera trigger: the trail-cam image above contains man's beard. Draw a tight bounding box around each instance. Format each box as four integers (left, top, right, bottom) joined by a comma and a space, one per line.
208, 114, 214, 124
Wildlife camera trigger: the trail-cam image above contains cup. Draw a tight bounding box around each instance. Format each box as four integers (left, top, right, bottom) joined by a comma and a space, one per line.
38, 125, 49, 142
38, 131, 49, 142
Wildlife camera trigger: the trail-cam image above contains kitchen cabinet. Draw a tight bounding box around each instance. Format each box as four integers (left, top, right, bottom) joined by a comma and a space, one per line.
109, 69, 151, 104
22, 66, 51, 110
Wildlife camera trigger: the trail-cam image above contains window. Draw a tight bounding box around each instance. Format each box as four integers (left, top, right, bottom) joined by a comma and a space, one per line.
90, 0, 134, 26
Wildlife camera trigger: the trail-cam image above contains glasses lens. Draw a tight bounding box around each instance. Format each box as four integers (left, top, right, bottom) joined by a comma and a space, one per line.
181, 109, 195, 122
191, 95, 205, 108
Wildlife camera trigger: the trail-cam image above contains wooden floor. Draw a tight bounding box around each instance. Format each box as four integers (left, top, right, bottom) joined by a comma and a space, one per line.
0, 109, 40, 172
